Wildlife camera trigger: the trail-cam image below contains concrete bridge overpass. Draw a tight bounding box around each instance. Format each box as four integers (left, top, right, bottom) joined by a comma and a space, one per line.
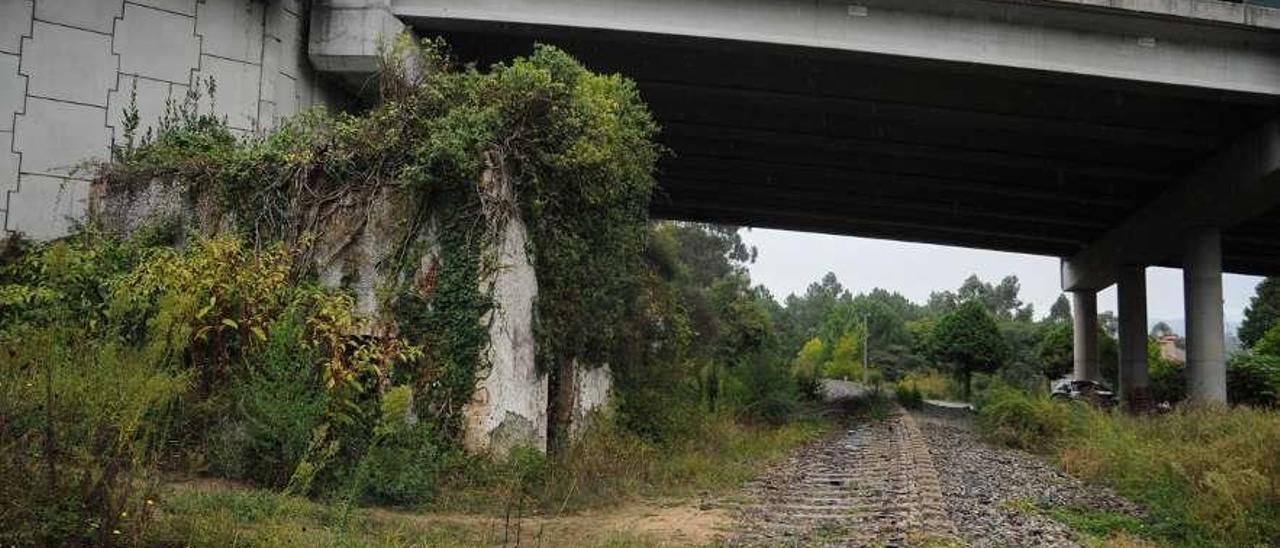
309, 0, 1280, 406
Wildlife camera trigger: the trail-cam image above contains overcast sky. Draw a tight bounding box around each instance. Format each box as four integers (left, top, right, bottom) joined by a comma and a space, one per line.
741, 228, 1264, 327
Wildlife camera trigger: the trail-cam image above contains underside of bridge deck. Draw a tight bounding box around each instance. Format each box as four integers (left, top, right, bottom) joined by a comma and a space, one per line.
420, 27, 1280, 279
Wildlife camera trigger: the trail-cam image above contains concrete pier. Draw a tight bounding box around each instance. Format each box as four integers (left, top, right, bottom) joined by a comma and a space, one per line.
1072, 290, 1100, 382
1184, 226, 1228, 403
1117, 265, 1151, 410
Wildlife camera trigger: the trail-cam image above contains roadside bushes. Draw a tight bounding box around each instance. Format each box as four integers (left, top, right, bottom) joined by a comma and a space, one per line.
976, 385, 1085, 451
897, 369, 952, 400
1, 233, 183, 545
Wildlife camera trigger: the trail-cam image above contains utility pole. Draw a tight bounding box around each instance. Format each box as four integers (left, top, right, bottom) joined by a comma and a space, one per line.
862, 313, 869, 386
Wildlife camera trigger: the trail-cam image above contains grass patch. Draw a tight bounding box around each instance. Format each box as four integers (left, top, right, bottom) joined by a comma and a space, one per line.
976, 385, 1087, 451
1045, 506, 1154, 544
1002, 496, 1158, 546
145, 410, 830, 546
145, 485, 492, 547
979, 388, 1280, 546
146, 484, 692, 547
431, 409, 831, 513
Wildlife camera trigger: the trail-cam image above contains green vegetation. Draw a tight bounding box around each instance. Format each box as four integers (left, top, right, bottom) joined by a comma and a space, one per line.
1044, 506, 1154, 545
0, 36, 834, 546
13, 29, 1280, 548
895, 382, 925, 410
779, 270, 1118, 405
975, 385, 1086, 451
928, 299, 1010, 399
978, 387, 1280, 546
1239, 277, 1280, 349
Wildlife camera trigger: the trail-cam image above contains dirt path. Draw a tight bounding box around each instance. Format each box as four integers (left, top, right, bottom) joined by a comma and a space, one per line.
724, 406, 957, 547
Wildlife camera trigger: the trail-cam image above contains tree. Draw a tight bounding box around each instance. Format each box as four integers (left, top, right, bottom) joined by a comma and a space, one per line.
925, 290, 958, 316
1255, 323, 1280, 357
1033, 321, 1121, 384
1240, 278, 1280, 348
783, 272, 850, 346
954, 274, 1029, 320
823, 329, 864, 380
1014, 304, 1034, 323
1099, 311, 1118, 338
928, 299, 1010, 399
793, 338, 826, 379
1035, 322, 1074, 379
1048, 294, 1072, 323
665, 222, 755, 288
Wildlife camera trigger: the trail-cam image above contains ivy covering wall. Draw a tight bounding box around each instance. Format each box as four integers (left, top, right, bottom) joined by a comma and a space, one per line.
0, 37, 661, 541
102, 37, 660, 440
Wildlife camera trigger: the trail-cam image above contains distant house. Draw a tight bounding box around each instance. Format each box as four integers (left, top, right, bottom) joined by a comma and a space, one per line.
1158, 335, 1186, 364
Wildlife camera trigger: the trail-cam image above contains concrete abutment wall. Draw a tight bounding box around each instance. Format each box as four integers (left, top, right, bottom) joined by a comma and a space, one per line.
1, 0, 351, 240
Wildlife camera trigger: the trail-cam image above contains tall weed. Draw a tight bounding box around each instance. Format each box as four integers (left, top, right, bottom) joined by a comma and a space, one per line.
0, 327, 185, 545
976, 385, 1086, 451
1060, 406, 1280, 546
980, 387, 1280, 545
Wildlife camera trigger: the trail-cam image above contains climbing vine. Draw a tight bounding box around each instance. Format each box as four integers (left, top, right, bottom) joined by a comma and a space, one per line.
98, 35, 662, 445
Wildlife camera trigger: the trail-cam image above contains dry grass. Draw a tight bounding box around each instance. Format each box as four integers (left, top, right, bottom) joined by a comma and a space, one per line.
145, 412, 829, 547
980, 388, 1280, 546
1060, 404, 1280, 546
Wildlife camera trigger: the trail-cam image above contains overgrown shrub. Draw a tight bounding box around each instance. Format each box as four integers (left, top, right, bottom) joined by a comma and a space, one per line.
895, 382, 924, 409
898, 369, 952, 400
1, 233, 182, 545
977, 385, 1085, 451
1227, 352, 1280, 407
0, 231, 423, 543
209, 315, 328, 487
730, 352, 798, 426
0, 327, 184, 546
1059, 406, 1280, 546
354, 386, 462, 506
1148, 354, 1186, 405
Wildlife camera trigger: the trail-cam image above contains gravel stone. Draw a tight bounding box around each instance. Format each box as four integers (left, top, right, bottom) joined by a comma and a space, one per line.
916, 407, 1144, 547
720, 400, 1146, 547
726, 407, 957, 547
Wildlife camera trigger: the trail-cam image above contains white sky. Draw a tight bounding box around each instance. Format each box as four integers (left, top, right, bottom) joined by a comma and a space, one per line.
741, 228, 1264, 326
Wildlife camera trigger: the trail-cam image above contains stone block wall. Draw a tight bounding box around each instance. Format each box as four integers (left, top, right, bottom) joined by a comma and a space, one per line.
1, 0, 350, 239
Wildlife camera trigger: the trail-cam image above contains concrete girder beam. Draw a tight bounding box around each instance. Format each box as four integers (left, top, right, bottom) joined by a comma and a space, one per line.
309, 0, 407, 76
1063, 119, 1280, 291
391, 0, 1280, 96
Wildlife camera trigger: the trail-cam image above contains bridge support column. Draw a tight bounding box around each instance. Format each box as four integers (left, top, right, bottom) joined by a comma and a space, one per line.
1184, 226, 1227, 403
1072, 289, 1100, 382
1117, 265, 1151, 411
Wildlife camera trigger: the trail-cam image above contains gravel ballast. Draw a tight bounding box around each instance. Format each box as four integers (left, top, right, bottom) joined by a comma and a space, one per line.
916, 407, 1144, 547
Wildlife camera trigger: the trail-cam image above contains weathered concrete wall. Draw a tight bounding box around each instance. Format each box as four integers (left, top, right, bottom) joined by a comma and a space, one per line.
94, 167, 553, 456
462, 163, 548, 457
1, 0, 350, 240
569, 363, 613, 440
